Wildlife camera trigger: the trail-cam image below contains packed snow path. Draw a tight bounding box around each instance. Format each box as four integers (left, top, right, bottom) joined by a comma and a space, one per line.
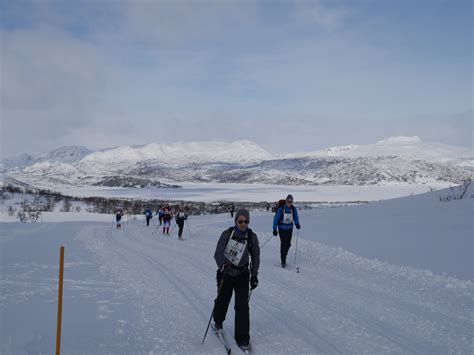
1, 214, 473, 354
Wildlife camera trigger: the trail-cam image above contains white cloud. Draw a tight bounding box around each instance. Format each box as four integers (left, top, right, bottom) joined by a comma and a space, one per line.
1, 27, 120, 156
291, 0, 350, 31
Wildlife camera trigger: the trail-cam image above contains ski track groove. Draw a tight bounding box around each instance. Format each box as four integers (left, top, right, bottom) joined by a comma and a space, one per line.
252, 297, 342, 353
104, 228, 211, 321
100, 227, 229, 354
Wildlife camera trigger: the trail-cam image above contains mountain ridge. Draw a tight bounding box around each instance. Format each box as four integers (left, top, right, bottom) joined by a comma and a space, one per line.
1, 137, 472, 188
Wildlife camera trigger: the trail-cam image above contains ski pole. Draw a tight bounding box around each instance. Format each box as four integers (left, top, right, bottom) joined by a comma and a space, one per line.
294, 229, 299, 264
185, 220, 193, 239
260, 232, 274, 249
152, 220, 161, 234
202, 266, 226, 345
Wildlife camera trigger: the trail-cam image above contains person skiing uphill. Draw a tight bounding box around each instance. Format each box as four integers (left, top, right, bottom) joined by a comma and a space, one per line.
114, 207, 124, 229
175, 206, 187, 240
213, 209, 260, 350
162, 206, 173, 235
156, 207, 164, 225
144, 207, 153, 227
272, 194, 301, 268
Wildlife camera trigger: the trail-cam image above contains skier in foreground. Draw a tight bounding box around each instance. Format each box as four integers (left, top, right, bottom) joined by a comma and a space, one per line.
213, 209, 260, 350
272, 194, 301, 268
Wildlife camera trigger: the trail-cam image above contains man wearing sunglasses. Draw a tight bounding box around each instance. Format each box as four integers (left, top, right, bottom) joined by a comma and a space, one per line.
213, 208, 260, 350
272, 194, 301, 268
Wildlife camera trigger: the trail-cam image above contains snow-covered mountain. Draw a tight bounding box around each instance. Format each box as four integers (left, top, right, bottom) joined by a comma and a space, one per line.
285, 136, 473, 168
1, 138, 472, 188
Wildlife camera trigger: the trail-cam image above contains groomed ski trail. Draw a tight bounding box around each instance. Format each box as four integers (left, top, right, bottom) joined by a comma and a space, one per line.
78, 216, 474, 354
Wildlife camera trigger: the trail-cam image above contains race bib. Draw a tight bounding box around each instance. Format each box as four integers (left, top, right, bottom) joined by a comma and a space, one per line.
283, 211, 293, 224
224, 239, 247, 266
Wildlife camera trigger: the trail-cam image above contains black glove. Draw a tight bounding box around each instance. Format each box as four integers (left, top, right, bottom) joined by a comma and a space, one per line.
250, 275, 258, 290
273, 229, 278, 236
296, 224, 301, 230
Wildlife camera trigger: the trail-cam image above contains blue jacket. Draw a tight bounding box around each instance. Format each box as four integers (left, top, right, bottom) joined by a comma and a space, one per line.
144, 209, 152, 218
273, 205, 300, 231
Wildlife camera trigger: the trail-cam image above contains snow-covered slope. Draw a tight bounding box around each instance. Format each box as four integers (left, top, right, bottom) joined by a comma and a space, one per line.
81, 140, 274, 165
1, 186, 472, 354
286, 136, 474, 168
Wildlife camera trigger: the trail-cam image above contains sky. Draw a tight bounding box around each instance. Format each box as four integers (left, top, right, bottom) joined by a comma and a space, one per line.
0, 0, 472, 158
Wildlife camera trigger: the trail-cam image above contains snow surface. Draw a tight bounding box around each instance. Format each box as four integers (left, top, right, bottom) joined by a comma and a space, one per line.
1, 186, 473, 354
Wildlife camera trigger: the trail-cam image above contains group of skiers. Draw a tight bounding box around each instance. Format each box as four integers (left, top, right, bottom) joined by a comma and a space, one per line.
213, 194, 301, 350
115, 194, 301, 351
144, 205, 188, 239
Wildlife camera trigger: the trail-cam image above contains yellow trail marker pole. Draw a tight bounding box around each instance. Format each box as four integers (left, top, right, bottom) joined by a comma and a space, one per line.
56, 246, 65, 355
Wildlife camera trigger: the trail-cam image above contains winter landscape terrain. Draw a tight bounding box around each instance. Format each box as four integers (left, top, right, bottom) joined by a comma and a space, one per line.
2, 137, 472, 193
1, 136, 473, 354
0, 183, 472, 354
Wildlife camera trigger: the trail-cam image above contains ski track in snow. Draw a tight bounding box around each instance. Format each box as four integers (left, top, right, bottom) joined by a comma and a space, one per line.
73, 216, 474, 355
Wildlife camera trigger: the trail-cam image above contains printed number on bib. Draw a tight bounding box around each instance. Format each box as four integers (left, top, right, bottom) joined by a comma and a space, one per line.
224, 239, 247, 266
283, 211, 293, 224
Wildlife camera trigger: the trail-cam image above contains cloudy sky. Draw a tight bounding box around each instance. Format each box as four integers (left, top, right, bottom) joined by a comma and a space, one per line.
1, 0, 472, 158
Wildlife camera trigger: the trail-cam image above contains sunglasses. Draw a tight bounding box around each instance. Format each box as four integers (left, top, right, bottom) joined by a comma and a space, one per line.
286, 200, 293, 203
237, 220, 250, 225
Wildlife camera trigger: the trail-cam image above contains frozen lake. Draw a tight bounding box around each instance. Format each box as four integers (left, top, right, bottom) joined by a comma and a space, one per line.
55, 182, 450, 202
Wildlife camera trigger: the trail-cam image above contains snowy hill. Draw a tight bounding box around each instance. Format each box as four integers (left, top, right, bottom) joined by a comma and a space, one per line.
1, 138, 472, 189
82, 140, 274, 165
0, 185, 472, 353
37, 146, 91, 164
286, 136, 474, 168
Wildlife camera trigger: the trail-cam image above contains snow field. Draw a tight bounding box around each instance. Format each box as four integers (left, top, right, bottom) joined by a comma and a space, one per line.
1, 186, 473, 354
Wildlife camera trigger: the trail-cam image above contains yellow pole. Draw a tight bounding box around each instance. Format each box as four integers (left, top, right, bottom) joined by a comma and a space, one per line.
56, 246, 65, 355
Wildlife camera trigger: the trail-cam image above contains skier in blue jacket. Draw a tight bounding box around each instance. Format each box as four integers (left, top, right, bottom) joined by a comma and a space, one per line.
272, 194, 301, 268
144, 208, 153, 227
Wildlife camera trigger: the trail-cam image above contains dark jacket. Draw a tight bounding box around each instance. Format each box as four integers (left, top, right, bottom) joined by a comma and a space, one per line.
214, 227, 260, 277
175, 211, 187, 223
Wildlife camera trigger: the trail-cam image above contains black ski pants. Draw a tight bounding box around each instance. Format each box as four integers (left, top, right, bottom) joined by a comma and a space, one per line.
278, 228, 293, 263
213, 269, 250, 343
177, 220, 184, 237
146, 216, 151, 226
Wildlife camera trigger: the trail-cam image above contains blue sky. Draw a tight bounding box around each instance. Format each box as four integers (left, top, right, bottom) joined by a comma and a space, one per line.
1, 0, 472, 157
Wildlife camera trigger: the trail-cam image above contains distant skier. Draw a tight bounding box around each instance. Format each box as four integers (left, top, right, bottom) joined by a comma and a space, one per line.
213, 209, 260, 350
114, 207, 124, 229
162, 206, 173, 235
272, 194, 301, 268
175, 206, 188, 240
230, 204, 235, 218
156, 207, 164, 225
144, 207, 153, 227
265, 202, 270, 211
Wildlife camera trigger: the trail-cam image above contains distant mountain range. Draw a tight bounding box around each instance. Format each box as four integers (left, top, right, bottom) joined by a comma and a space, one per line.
1, 137, 472, 189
